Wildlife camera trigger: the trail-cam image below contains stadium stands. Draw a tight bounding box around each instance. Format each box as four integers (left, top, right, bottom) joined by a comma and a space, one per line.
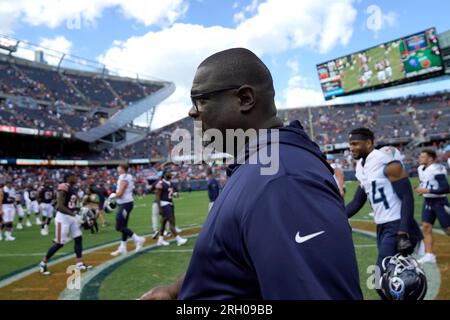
0, 53, 166, 145
0, 50, 448, 177
129, 91, 449, 165
0, 53, 162, 111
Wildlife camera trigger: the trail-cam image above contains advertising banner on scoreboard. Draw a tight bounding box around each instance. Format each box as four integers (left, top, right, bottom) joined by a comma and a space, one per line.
0, 125, 71, 138
317, 28, 444, 100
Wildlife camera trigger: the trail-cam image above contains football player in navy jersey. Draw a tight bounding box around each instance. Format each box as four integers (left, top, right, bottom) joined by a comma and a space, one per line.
39, 172, 92, 275
39, 180, 56, 236
154, 171, 187, 246
25, 184, 41, 225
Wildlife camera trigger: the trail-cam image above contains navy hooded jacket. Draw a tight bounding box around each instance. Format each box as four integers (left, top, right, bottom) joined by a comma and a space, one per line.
179, 121, 363, 300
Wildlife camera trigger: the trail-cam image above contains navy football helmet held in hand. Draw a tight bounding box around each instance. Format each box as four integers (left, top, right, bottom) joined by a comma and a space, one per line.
380, 253, 427, 300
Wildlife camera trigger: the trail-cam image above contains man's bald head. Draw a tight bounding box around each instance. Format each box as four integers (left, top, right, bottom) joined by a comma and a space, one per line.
197, 48, 275, 99
189, 47, 282, 139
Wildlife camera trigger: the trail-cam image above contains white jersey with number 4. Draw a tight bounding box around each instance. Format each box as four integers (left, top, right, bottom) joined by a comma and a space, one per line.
355, 149, 402, 225
418, 163, 448, 198
116, 173, 134, 204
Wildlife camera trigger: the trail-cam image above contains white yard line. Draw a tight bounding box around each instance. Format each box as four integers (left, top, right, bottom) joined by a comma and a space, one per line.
0, 224, 201, 289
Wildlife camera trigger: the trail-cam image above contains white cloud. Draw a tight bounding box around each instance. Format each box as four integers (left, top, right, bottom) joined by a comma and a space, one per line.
0, 2, 23, 34
282, 59, 325, 109
11, 36, 73, 66
319, 1, 357, 53
233, 12, 246, 24
148, 86, 192, 129
39, 36, 73, 65
100, 0, 358, 129
283, 86, 325, 109
286, 58, 300, 74
0, 0, 187, 34
118, 0, 188, 27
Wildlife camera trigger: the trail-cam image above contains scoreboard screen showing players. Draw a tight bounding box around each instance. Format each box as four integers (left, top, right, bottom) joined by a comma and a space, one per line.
317, 28, 444, 100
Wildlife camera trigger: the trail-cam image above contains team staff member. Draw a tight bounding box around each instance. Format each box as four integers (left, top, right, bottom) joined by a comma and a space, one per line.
141, 48, 362, 300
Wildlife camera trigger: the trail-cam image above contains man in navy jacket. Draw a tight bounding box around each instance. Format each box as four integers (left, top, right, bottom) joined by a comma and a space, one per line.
141, 48, 362, 300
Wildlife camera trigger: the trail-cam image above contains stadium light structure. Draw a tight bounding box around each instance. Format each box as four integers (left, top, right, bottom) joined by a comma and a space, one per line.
0, 37, 19, 55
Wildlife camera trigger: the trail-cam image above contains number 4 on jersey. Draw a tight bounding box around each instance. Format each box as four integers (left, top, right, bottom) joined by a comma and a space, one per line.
371, 180, 390, 210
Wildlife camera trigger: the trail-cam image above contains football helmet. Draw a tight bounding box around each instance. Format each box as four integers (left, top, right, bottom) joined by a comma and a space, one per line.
104, 196, 117, 213
78, 207, 96, 229
380, 253, 427, 300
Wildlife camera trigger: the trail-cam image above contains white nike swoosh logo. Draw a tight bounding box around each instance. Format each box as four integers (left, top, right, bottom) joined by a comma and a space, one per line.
295, 231, 325, 244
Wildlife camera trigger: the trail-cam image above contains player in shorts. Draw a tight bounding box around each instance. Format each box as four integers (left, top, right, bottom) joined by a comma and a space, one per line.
25, 184, 41, 225
38, 172, 92, 275
39, 180, 56, 236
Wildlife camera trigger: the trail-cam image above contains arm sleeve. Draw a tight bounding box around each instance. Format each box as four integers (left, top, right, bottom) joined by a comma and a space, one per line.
391, 177, 414, 233
345, 186, 367, 218
242, 176, 359, 299
429, 174, 450, 195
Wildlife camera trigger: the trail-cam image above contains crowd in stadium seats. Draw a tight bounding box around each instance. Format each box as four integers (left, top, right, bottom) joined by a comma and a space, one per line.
0, 54, 163, 135
0, 98, 103, 134
277, 91, 450, 145
114, 91, 449, 171
0, 56, 162, 109
0, 162, 227, 195
1, 51, 449, 173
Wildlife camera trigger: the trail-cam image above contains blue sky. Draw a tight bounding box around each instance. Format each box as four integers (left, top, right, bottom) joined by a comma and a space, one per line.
1, 0, 449, 128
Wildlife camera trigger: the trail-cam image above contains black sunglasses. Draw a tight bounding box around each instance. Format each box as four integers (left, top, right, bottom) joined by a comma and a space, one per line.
190, 85, 241, 112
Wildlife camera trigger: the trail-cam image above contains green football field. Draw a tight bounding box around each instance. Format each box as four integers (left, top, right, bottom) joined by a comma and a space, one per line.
0, 178, 433, 300
340, 44, 403, 92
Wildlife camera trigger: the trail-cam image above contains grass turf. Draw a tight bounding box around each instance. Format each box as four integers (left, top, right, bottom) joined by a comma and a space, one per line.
0, 177, 435, 300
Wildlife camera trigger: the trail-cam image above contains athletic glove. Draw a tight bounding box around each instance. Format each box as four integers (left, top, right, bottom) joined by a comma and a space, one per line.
108, 193, 117, 200
397, 233, 414, 256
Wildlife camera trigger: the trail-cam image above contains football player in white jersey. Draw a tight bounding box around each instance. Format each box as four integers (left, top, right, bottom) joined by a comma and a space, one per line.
445, 145, 450, 169
15, 187, 30, 229
345, 128, 423, 297
2, 179, 17, 241
326, 154, 345, 197
415, 149, 450, 264
3, 180, 25, 230
110, 163, 145, 256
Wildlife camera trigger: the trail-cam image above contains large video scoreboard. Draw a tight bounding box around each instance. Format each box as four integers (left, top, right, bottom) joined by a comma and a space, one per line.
317, 28, 444, 100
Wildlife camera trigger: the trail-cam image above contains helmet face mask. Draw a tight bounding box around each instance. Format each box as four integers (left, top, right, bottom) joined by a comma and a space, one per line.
104, 198, 117, 213
380, 254, 427, 300
78, 207, 96, 229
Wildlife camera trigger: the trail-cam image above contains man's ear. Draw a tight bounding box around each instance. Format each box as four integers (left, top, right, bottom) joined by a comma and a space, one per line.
237, 85, 256, 112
